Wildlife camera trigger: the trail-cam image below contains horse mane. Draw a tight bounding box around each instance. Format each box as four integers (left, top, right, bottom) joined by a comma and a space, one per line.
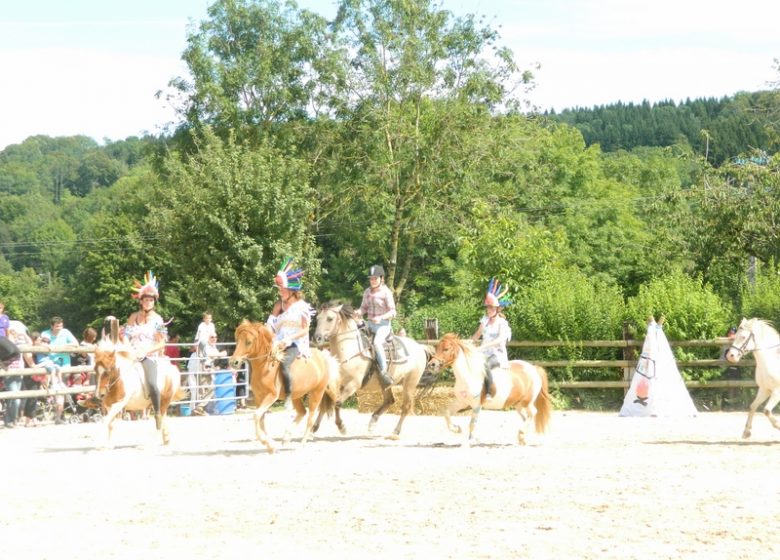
96, 338, 135, 360
747, 318, 779, 339
321, 300, 356, 323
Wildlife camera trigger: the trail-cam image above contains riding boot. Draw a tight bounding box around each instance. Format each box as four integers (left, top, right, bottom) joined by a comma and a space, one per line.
281, 360, 294, 412
377, 367, 394, 388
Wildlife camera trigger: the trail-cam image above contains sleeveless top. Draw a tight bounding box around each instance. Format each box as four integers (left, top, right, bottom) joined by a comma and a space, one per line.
478, 315, 510, 368
274, 299, 313, 357
126, 314, 166, 357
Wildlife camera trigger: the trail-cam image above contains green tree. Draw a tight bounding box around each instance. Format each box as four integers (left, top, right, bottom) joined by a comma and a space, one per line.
148, 129, 319, 331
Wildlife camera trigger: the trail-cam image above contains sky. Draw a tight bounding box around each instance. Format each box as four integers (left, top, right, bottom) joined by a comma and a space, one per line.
1, 0, 778, 151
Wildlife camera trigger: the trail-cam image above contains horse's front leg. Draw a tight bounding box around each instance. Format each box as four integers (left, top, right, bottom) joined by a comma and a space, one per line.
254, 394, 278, 453
744, 387, 771, 439
101, 402, 125, 449
762, 389, 780, 432
444, 399, 464, 435
368, 387, 395, 434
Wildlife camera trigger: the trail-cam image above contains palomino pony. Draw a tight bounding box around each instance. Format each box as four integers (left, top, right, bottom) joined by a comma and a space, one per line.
229, 320, 340, 453
724, 318, 780, 439
426, 333, 552, 446
93, 318, 184, 446
313, 302, 432, 439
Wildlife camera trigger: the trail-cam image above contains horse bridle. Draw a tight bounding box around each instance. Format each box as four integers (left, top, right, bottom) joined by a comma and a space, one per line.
728, 330, 755, 357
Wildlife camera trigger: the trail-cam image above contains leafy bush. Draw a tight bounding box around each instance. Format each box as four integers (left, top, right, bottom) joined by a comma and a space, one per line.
625, 270, 732, 381
740, 263, 780, 325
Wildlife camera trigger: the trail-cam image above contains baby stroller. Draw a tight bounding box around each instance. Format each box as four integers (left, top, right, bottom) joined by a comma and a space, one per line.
66, 371, 102, 423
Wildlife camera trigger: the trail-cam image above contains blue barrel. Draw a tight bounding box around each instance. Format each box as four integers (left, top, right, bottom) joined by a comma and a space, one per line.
213, 371, 236, 415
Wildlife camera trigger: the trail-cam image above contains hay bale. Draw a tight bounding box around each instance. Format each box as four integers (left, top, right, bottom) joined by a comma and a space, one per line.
356, 385, 468, 416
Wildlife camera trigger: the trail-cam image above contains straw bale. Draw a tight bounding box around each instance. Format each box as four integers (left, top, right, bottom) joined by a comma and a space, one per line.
356, 385, 468, 416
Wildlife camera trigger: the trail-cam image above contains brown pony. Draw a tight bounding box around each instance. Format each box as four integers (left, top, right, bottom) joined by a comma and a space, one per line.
426, 333, 552, 446
93, 318, 184, 446
229, 320, 340, 453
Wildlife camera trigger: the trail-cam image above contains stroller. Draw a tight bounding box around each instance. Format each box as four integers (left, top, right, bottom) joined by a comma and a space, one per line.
65, 371, 102, 423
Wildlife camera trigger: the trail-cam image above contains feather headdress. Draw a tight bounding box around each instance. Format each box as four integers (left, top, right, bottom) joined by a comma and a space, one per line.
274, 257, 303, 291
131, 270, 159, 299
484, 277, 510, 307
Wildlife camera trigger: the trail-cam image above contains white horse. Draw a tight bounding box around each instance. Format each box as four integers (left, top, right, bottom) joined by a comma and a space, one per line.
426, 333, 552, 446
313, 302, 432, 439
725, 318, 780, 439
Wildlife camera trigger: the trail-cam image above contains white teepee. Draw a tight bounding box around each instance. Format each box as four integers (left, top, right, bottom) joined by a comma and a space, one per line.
619, 318, 697, 417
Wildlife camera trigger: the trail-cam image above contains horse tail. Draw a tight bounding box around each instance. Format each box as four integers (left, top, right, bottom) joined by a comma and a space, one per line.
319, 391, 335, 418
533, 365, 552, 433
417, 344, 439, 388
321, 349, 341, 410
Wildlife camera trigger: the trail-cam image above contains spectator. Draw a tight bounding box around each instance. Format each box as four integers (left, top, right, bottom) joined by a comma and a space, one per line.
74, 327, 98, 387
21, 331, 48, 427
41, 316, 78, 370
193, 334, 227, 415
35, 331, 67, 424
0, 300, 9, 338
194, 312, 217, 347
164, 333, 184, 371
4, 321, 33, 428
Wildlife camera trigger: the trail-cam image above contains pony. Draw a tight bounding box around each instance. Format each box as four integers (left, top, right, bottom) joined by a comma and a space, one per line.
724, 318, 780, 439
229, 320, 340, 453
93, 317, 184, 446
313, 302, 433, 439
426, 332, 552, 446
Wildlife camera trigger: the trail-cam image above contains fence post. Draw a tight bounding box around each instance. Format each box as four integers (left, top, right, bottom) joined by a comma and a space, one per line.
424, 318, 438, 341
622, 321, 632, 394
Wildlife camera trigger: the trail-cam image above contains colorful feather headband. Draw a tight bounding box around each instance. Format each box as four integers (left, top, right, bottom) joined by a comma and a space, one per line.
131, 270, 159, 299
484, 277, 510, 307
274, 257, 304, 291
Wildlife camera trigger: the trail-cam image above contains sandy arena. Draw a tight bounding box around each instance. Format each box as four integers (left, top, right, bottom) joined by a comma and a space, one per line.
1, 408, 778, 559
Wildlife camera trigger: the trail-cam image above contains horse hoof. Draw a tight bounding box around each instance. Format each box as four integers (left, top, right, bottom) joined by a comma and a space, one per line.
338, 425, 347, 436
386, 433, 400, 441
742, 430, 751, 439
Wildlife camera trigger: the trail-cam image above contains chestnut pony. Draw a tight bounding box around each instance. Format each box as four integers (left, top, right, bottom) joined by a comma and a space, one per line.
93, 317, 184, 446
229, 320, 340, 453
313, 302, 433, 439
724, 318, 780, 439
426, 333, 552, 446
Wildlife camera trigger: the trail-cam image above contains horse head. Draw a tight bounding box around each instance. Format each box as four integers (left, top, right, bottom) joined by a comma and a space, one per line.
426, 333, 462, 375
314, 301, 352, 345
230, 320, 273, 368
725, 318, 776, 362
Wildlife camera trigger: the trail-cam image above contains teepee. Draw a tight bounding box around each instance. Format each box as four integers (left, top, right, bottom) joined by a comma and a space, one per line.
619, 317, 697, 417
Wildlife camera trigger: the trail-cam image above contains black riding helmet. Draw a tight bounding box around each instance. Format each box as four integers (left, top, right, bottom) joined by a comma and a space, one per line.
368, 264, 385, 278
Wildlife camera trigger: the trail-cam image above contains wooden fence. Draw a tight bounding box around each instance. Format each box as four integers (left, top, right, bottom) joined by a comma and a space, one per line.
420, 336, 757, 390
1, 337, 757, 401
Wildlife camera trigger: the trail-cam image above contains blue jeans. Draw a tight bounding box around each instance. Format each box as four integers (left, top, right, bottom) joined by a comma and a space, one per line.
367, 320, 392, 374
3, 375, 22, 426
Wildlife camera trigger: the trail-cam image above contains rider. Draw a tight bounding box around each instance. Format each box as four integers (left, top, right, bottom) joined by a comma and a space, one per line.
471, 277, 512, 399
357, 264, 396, 387
270, 258, 313, 412
126, 271, 168, 429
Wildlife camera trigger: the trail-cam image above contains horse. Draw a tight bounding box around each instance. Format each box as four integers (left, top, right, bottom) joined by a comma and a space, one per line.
426, 332, 552, 446
313, 302, 433, 439
229, 320, 340, 453
724, 318, 780, 439
93, 318, 184, 446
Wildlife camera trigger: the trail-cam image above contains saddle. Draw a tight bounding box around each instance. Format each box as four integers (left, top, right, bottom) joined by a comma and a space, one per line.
357, 326, 410, 386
